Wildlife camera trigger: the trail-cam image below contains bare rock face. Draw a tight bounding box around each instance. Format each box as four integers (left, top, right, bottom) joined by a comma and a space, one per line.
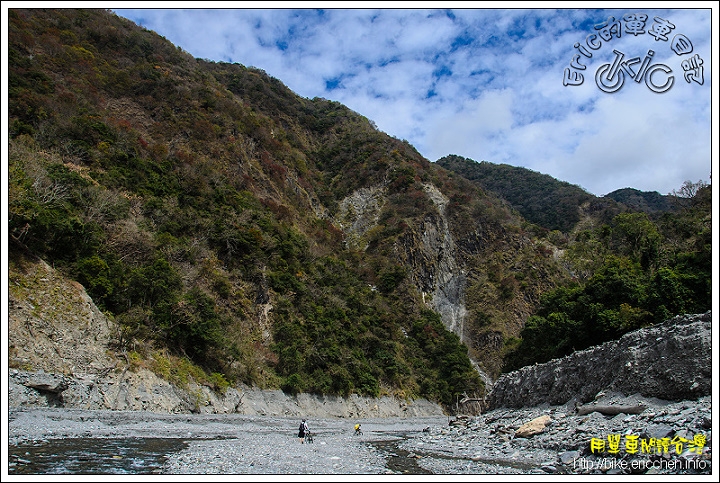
486, 311, 712, 409
8, 249, 118, 376
396, 183, 467, 337
8, 367, 445, 417
336, 182, 469, 341
335, 185, 387, 250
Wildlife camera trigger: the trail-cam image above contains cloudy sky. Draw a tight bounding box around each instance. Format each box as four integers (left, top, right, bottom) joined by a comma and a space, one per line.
112, 6, 711, 196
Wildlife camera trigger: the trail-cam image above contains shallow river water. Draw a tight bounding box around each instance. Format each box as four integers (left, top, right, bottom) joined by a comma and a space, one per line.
8, 437, 189, 475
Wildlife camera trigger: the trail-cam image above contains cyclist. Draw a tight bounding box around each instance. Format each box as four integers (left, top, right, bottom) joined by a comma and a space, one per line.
298, 419, 309, 444
354, 423, 363, 435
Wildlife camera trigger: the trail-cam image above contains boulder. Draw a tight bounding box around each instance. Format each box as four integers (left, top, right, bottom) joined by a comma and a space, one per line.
514, 414, 551, 438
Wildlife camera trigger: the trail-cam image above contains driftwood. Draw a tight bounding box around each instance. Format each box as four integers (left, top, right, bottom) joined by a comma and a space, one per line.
576, 404, 647, 416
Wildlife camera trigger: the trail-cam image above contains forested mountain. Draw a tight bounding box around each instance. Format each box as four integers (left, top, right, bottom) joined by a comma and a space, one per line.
7, 8, 711, 409
604, 187, 679, 216
502, 181, 711, 371
436, 154, 596, 233
436, 154, 680, 233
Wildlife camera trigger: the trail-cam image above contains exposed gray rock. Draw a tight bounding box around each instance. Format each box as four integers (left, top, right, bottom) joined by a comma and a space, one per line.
576, 403, 646, 416
400, 393, 711, 475
24, 371, 69, 393
486, 311, 711, 409
335, 184, 387, 250
8, 257, 117, 376
419, 183, 467, 338
8, 368, 445, 418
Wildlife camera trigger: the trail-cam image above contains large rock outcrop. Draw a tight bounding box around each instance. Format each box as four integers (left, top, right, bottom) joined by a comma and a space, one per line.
486, 311, 712, 409
8, 248, 117, 376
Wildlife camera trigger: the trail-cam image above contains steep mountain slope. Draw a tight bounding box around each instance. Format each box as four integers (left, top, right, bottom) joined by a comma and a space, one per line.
8, 8, 572, 406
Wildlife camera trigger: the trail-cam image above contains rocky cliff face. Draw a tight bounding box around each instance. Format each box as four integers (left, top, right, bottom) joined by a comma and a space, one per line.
398, 183, 467, 337
8, 246, 117, 376
334, 182, 469, 340
335, 184, 387, 251
486, 311, 712, 410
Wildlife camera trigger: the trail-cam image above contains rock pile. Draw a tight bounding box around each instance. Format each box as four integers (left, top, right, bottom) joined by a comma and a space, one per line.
401, 391, 712, 475
395, 311, 714, 475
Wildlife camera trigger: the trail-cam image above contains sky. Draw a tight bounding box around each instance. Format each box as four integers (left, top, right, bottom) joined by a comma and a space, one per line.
108, 3, 717, 197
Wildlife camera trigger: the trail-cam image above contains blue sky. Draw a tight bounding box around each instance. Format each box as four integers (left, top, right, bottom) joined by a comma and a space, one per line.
3, 3, 714, 196
111, 4, 716, 197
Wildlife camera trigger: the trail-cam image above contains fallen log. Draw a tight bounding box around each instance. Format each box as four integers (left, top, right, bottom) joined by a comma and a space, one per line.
576, 404, 647, 416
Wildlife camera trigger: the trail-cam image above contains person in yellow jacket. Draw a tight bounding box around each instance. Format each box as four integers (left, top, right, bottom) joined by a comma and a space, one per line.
354, 423, 362, 435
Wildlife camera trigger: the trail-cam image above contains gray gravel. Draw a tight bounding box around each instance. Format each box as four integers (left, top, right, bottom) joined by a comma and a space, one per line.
7, 408, 447, 475
7, 392, 713, 476
399, 393, 713, 476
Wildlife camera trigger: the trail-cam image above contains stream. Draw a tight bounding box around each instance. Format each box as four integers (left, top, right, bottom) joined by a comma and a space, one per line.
8, 437, 188, 475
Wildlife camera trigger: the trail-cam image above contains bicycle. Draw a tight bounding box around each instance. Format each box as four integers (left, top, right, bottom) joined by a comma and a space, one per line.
354, 425, 363, 436
304, 430, 314, 444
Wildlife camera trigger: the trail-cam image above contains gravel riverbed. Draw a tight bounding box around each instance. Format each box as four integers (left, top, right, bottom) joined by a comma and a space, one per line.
6, 392, 714, 478
7, 408, 447, 476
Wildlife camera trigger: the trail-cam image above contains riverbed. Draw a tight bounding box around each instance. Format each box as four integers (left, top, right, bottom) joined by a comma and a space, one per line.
6, 408, 539, 476
6, 395, 713, 478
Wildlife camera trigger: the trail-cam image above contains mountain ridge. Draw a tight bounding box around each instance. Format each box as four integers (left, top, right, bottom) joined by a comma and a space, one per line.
435, 154, 681, 234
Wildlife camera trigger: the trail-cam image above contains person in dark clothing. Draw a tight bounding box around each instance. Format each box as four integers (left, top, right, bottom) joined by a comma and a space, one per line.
298, 418, 309, 443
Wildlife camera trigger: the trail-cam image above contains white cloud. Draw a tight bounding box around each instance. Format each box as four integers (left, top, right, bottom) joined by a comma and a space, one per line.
426, 89, 515, 160
113, 6, 714, 196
